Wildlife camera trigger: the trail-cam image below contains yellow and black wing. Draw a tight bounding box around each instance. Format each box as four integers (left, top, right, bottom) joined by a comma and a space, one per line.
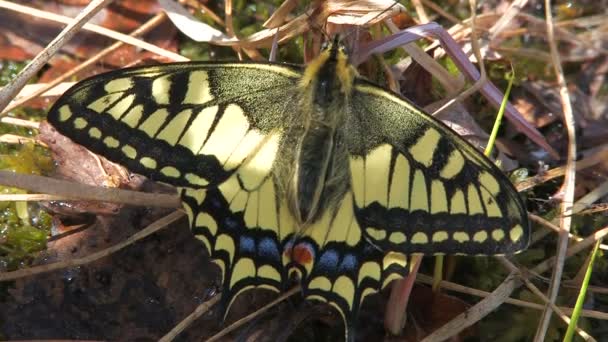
47, 63, 301, 188
46, 62, 304, 312
345, 78, 529, 256
284, 79, 530, 335
290, 191, 409, 335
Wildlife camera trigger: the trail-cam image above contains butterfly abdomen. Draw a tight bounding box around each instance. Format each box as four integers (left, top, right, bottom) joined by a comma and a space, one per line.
289, 123, 335, 224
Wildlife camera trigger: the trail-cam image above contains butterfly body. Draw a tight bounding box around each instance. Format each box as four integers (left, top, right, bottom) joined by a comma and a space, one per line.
288, 41, 355, 226
47, 39, 529, 339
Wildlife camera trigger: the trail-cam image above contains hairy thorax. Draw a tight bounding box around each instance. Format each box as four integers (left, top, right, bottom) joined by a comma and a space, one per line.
279, 44, 357, 227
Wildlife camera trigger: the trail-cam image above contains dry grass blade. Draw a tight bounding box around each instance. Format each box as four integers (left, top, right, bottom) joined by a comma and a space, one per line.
0, 1, 186, 64
263, 0, 299, 28
159, 293, 222, 342
0, 0, 114, 111
0, 194, 71, 201
416, 273, 608, 320
488, 0, 529, 40
324, 0, 406, 26
529, 214, 608, 252
516, 147, 608, 192
206, 286, 301, 342
8, 82, 75, 106
0, 171, 181, 208
418, 0, 461, 24
533, 1, 578, 339
411, 0, 429, 23
0, 134, 40, 145
421, 272, 521, 341
571, 180, 608, 214
0, 117, 40, 129
0, 210, 184, 281
3, 12, 171, 115
383, 20, 463, 95
499, 258, 595, 341
532, 226, 608, 275
430, 0, 487, 121
159, 0, 235, 44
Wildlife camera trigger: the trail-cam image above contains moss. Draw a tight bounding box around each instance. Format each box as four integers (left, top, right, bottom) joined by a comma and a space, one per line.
0, 142, 53, 270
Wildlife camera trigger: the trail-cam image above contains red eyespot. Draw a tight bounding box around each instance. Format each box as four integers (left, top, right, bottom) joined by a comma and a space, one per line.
289, 243, 314, 266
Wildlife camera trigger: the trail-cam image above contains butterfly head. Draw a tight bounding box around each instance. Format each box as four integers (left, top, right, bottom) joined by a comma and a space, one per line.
300, 35, 358, 102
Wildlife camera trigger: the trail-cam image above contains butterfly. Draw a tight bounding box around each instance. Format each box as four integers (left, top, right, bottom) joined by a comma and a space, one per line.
46, 36, 529, 340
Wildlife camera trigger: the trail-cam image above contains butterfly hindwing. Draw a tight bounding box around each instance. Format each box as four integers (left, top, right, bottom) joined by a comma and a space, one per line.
293, 192, 409, 336
178, 130, 298, 313
180, 184, 290, 313
346, 79, 529, 255
47, 63, 302, 188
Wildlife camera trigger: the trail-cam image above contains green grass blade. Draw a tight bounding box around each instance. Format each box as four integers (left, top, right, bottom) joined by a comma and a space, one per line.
563, 239, 602, 342
484, 71, 514, 157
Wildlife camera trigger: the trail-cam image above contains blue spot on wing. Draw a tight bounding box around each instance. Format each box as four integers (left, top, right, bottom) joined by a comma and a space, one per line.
318, 250, 339, 271
240, 236, 255, 253
340, 254, 357, 272
259, 237, 280, 259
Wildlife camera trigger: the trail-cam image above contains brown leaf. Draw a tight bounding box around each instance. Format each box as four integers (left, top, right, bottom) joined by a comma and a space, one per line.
405, 284, 475, 341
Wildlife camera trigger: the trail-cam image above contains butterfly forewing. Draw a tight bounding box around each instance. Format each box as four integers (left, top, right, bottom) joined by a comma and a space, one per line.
47, 63, 302, 188
347, 80, 529, 255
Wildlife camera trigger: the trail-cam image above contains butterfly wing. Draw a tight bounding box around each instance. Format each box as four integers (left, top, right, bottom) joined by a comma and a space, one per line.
47, 62, 302, 188
47, 62, 304, 313
180, 173, 295, 314
290, 191, 408, 339
345, 78, 529, 255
